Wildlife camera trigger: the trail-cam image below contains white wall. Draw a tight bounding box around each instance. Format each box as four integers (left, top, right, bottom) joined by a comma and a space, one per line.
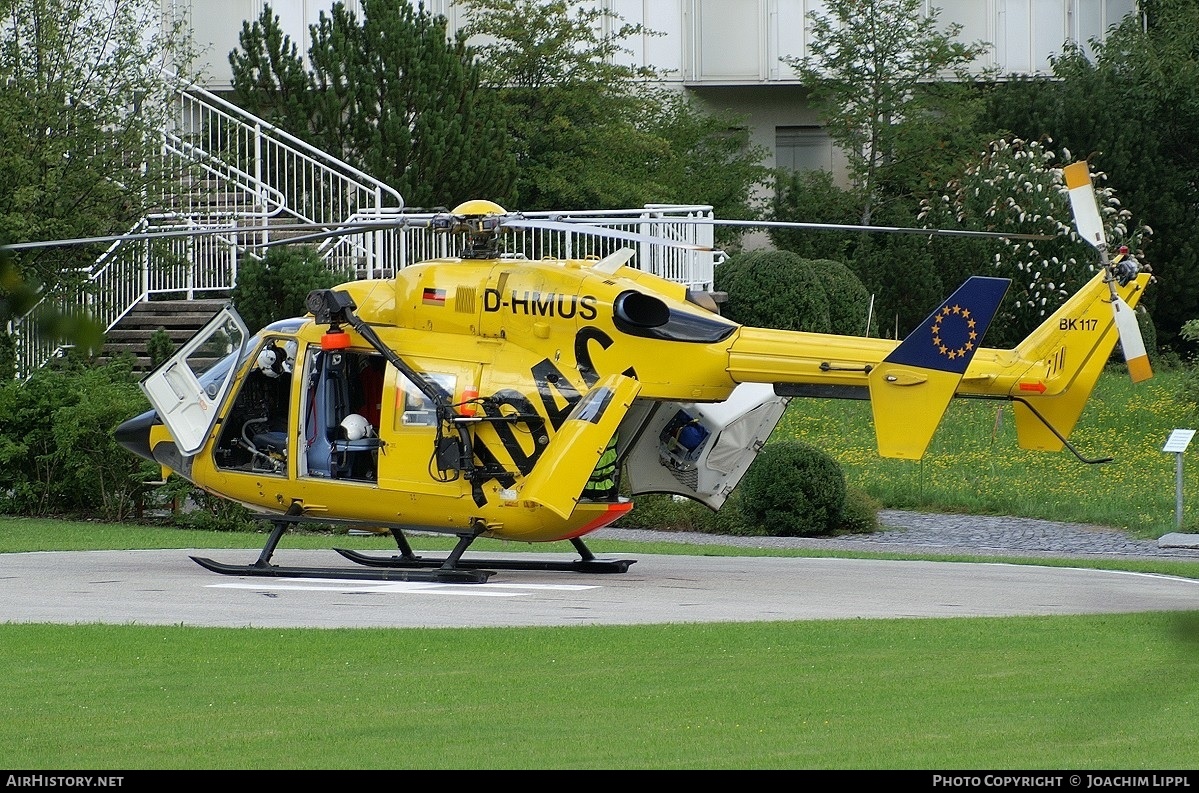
178, 1, 1138, 90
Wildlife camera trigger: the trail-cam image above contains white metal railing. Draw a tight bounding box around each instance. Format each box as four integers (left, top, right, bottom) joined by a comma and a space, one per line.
13, 77, 725, 377
13, 74, 403, 378
12, 203, 725, 378
321, 204, 724, 291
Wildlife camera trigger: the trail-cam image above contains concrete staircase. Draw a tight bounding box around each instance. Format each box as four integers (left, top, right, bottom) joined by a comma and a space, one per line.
102, 297, 230, 372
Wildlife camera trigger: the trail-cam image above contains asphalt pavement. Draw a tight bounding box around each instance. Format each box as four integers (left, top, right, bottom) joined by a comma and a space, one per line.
1, 510, 1198, 629
594, 509, 1199, 561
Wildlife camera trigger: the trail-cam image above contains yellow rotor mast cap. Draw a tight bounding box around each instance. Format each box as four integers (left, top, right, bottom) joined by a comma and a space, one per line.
451, 199, 507, 216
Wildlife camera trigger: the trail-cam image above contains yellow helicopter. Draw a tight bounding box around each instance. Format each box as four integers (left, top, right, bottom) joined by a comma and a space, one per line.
4, 163, 1153, 583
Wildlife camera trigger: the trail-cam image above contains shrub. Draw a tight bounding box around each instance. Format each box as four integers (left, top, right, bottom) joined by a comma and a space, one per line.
615, 491, 760, 535
737, 440, 846, 536
810, 257, 876, 337
615, 493, 710, 532
0, 358, 157, 520
157, 475, 259, 532
715, 250, 831, 332
837, 487, 881, 534
231, 247, 348, 332
146, 328, 175, 370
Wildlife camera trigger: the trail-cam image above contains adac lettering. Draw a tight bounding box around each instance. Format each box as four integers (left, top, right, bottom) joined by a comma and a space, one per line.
474, 389, 546, 476
483, 288, 598, 320
470, 326, 636, 497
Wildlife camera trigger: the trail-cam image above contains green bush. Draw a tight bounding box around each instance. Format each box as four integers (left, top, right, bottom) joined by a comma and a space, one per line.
715, 250, 831, 332
615, 473, 878, 537
146, 328, 175, 370
737, 440, 847, 536
157, 475, 259, 532
615, 493, 712, 532
837, 487, 881, 534
0, 358, 157, 520
810, 258, 876, 337
231, 247, 348, 332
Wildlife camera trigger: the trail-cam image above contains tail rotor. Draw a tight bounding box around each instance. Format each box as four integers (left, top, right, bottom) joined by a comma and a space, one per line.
1063, 161, 1153, 383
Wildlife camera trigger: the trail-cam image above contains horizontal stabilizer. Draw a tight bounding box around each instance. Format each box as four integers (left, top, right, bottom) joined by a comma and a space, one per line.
868, 276, 1010, 459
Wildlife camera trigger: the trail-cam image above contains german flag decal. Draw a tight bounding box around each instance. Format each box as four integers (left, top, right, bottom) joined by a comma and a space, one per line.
422, 288, 446, 307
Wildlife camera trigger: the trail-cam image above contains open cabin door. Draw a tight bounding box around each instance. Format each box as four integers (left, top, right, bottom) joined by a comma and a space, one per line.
140, 306, 249, 456
519, 373, 641, 519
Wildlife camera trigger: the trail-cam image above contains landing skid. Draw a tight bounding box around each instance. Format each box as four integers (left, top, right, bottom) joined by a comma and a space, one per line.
334, 547, 636, 574
189, 508, 635, 583
190, 555, 492, 583
334, 530, 635, 575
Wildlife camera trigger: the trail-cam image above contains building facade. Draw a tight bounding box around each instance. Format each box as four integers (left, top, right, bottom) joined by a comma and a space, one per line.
168, 0, 1140, 178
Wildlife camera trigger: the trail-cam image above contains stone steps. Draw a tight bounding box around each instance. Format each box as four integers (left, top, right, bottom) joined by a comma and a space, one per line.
101, 297, 230, 372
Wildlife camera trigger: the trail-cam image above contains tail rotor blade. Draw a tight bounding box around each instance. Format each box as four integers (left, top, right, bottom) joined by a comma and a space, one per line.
1112, 296, 1153, 383
1064, 162, 1106, 250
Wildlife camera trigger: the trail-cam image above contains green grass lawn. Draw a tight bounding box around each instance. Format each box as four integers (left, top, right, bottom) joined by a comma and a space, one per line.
780, 367, 1199, 537
3, 614, 1199, 769
2, 517, 1199, 769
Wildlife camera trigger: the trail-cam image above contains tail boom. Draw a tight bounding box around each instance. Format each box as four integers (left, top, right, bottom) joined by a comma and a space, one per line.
721, 270, 1150, 460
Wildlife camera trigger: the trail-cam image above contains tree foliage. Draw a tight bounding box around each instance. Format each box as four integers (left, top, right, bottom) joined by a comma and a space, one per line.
231, 247, 347, 333
767, 170, 945, 338
229, 0, 518, 209
455, 0, 769, 218
918, 137, 1150, 347
0, 0, 186, 364
979, 1, 1199, 351
784, 0, 992, 224
0, 0, 192, 286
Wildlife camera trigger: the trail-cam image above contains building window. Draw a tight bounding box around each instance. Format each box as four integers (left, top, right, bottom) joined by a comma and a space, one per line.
776, 126, 832, 173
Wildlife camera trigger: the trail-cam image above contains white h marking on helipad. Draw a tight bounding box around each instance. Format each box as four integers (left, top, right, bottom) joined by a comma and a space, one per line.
208, 580, 600, 597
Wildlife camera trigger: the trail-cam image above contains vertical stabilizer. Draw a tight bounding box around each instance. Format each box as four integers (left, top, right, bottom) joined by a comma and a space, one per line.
867, 277, 1010, 459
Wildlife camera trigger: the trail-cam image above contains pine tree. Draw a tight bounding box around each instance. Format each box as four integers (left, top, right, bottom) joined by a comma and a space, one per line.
230, 1, 517, 209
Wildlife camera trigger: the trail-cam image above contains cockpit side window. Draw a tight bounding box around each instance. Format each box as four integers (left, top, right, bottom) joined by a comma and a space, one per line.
211, 336, 297, 476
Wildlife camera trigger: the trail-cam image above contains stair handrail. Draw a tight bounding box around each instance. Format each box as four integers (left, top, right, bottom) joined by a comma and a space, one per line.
11, 72, 405, 378
168, 74, 403, 210
159, 137, 288, 219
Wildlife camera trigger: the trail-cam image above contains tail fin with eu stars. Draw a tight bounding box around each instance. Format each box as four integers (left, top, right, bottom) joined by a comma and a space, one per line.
867, 276, 1010, 459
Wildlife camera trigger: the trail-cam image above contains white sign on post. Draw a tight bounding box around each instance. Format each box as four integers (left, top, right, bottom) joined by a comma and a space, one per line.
1163, 429, 1196, 530
1163, 429, 1196, 454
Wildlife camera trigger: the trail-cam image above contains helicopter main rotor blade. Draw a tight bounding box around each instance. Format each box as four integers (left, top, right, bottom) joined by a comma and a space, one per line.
552, 216, 1056, 242
0, 220, 410, 252
249, 218, 434, 249
3, 226, 243, 251
499, 217, 718, 250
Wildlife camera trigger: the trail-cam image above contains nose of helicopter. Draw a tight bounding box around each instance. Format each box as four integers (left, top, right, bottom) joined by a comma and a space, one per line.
114, 408, 159, 462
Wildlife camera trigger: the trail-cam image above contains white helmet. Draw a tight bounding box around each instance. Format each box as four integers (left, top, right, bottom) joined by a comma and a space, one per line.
340, 413, 372, 441
283, 340, 298, 374
257, 346, 282, 378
